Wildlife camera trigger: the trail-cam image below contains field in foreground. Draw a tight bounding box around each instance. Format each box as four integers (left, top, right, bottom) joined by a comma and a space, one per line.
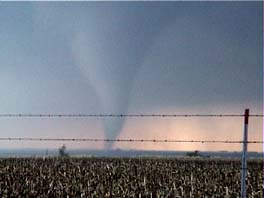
0, 157, 262, 197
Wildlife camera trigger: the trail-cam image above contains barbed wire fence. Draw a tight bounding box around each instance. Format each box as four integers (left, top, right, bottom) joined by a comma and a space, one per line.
0, 110, 263, 198
0, 113, 263, 144
0, 138, 263, 144
0, 113, 263, 117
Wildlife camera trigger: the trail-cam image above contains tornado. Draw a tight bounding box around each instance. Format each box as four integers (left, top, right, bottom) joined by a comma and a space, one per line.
73, 28, 143, 149
32, 2, 174, 149
72, 7, 174, 149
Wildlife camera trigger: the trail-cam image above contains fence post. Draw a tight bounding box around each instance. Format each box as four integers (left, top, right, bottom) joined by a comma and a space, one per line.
241, 108, 249, 198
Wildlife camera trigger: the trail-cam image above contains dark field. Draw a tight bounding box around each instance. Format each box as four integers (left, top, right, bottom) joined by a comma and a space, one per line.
0, 157, 262, 197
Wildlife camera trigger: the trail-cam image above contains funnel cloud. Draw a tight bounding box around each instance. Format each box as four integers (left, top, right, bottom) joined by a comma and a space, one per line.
72, 5, 175, 148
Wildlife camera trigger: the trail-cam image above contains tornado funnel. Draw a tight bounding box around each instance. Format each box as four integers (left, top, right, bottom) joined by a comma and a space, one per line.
71, 4, 174, 149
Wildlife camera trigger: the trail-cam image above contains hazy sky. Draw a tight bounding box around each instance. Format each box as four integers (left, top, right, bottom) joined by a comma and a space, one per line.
0, 2, 262, 151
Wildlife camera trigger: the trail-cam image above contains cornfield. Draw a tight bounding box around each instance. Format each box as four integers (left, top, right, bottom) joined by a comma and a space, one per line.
0, 157, 262, 197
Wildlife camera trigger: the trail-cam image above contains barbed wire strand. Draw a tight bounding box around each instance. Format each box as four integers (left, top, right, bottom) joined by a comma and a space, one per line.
0, 138, 262, 144
0, 114, 262, 144
0, 114, 263, 118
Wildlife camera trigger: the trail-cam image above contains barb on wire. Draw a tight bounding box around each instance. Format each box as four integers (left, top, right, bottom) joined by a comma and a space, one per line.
0, 113, 263, 118
0, 137, 262, 144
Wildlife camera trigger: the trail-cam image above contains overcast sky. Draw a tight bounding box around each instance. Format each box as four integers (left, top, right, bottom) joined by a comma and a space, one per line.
0, 2, 262, 151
